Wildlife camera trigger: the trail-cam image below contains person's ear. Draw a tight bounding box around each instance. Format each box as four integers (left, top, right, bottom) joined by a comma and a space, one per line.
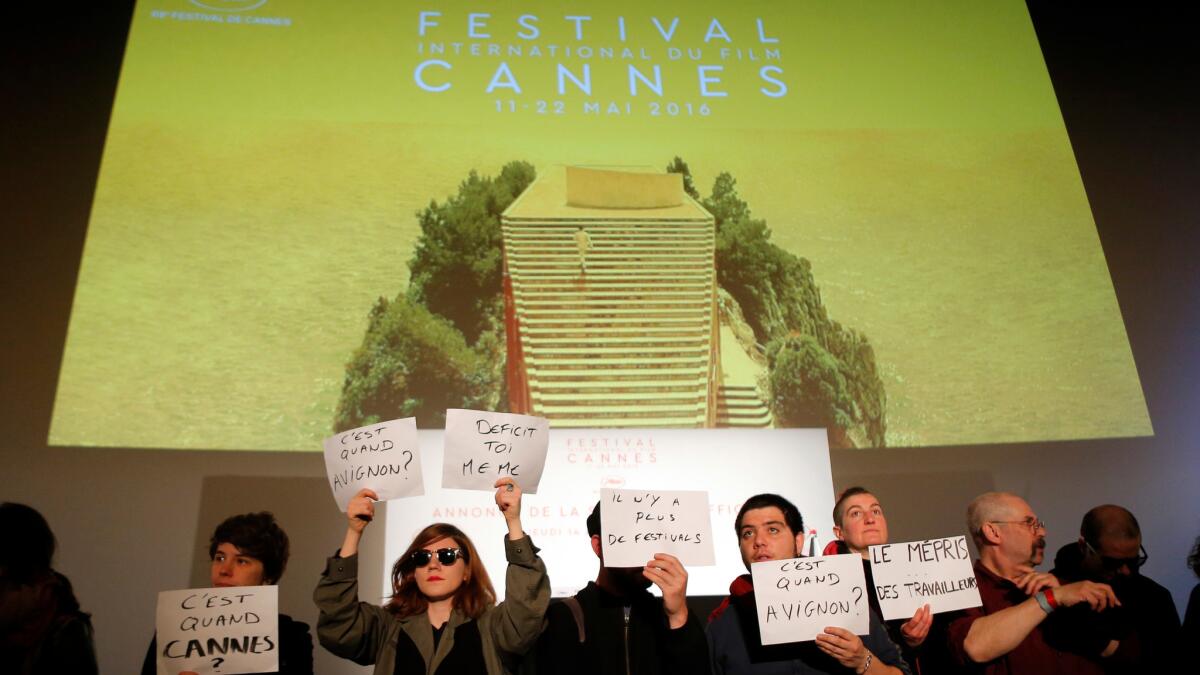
794, 531, 806, 556
591, 534, 603, 560
981, 522, 1003, 546
833, 525, 844, 541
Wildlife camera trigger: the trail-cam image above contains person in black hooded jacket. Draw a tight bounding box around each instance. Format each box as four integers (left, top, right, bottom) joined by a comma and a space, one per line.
1048, 504, 1180, 674
529, 501, 710, 675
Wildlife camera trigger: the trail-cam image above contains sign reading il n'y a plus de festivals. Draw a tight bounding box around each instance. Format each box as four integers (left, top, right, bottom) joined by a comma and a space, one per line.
599, 487, 715, 567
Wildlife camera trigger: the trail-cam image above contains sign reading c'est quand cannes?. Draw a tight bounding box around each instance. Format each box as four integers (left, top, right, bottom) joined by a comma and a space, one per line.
155, 586, 278, 675
441, 409, 549, 493
751, 553, 869, 644
868, 536, 981, 621
322, 417, 423, 511
598, 488, 715, 568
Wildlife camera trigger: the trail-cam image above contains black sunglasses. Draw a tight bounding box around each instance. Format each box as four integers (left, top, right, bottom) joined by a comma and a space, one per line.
409, 547, 464, 568
1085, 540, 1148, 571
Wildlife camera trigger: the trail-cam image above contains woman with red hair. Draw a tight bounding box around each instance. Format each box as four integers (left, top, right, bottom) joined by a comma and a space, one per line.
315, 478, 549, 674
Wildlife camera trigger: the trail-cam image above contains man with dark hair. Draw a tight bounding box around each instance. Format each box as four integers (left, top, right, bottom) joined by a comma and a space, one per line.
707, 493, 910, 674
530, 501, 710, 675
946, 492, 1120, 674
1048, 504, 1181, 673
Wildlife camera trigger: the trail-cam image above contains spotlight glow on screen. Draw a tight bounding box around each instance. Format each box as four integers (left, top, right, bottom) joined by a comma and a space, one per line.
50, 0, 1151, 450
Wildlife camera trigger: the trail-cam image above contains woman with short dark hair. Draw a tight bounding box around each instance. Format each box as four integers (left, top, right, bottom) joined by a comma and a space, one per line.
315, 478, 549, 675
140, 511, 313, 674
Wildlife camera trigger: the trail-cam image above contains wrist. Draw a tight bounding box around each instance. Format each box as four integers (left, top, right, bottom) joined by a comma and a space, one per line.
506, 519, 525, 538
855, 651, 873, 675
665, 604, 688, 629
1034, 591, 1056, 614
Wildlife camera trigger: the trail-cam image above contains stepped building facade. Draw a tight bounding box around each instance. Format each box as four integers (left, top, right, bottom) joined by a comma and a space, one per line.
500, 166, 770, 428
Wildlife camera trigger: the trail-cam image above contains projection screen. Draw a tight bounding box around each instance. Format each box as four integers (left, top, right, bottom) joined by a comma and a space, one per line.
50, 0, 1151, 452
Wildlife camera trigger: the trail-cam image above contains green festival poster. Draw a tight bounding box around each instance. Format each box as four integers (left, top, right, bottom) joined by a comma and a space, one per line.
49, 0, 1152, 450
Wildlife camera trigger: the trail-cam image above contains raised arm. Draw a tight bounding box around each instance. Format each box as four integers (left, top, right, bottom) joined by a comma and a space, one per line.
487, 478, 550, 655
313, 488, 391, 666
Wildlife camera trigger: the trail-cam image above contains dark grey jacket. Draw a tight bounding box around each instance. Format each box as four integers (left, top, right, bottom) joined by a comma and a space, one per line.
707, 575, 911, 675
315, 535, 549, 675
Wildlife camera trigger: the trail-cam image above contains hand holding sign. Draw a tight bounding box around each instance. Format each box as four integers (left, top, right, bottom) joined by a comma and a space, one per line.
751, 554, 869, 644
900, 604, 933, 647
442, 409, 549, 493
347, 488, 378, 532
643, 553, 691, 628
814, 627, 873, 672
494, 477, 526, 540
599, 488, 715, 568
322, 418, 423, 511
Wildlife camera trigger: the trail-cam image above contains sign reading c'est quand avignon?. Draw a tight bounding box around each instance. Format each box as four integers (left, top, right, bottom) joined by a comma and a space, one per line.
322, 417, 423, 511
751, 553, 869, 644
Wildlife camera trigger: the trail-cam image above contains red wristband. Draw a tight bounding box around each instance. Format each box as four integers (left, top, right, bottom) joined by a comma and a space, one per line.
1044, 588, 1058, 609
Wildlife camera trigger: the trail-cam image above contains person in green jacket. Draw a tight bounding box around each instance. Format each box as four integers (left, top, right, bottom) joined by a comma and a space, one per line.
315, 478, 549, 675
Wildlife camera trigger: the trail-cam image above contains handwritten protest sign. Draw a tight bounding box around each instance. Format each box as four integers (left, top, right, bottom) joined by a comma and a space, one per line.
322, 417, 423, 511
751, 554, 869, 644
598, 488, 715, 567
442, 409, 549, 493
869, 536, 981, 620
155, 586, 278, 675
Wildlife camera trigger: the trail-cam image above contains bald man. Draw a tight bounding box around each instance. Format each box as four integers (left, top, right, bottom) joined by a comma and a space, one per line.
945, 492, 1120, 674
1048, 505, 1181, 673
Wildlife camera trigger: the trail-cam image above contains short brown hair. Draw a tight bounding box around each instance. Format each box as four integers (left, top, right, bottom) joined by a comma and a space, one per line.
832, 487, 872, 527
387, 523, 495, 619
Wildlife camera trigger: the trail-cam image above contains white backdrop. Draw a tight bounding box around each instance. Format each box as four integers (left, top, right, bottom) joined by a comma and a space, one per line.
382, 428, 834, 598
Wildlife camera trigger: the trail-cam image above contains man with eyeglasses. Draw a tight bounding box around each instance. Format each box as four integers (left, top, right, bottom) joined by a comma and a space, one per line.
1047, 504, 1181, 673
946, 492, 1121, 674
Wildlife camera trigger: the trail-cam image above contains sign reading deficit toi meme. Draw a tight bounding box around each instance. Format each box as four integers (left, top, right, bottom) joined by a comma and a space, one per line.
869, 536, 982, 620
155, 586, 278, 675
599, 488, 716, 567
751, 554, 869, 644
322, 417, 423, 511
442, 409, 549, 493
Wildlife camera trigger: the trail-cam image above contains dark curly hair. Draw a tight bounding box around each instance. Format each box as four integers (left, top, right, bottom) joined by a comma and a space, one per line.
208, 512, 290, 584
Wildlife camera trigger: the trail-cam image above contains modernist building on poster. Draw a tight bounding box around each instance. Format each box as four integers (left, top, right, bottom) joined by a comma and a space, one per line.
501, 166, 771, 428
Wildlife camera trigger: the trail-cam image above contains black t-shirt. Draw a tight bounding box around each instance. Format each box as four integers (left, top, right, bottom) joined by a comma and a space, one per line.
392, 619, 486, 675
